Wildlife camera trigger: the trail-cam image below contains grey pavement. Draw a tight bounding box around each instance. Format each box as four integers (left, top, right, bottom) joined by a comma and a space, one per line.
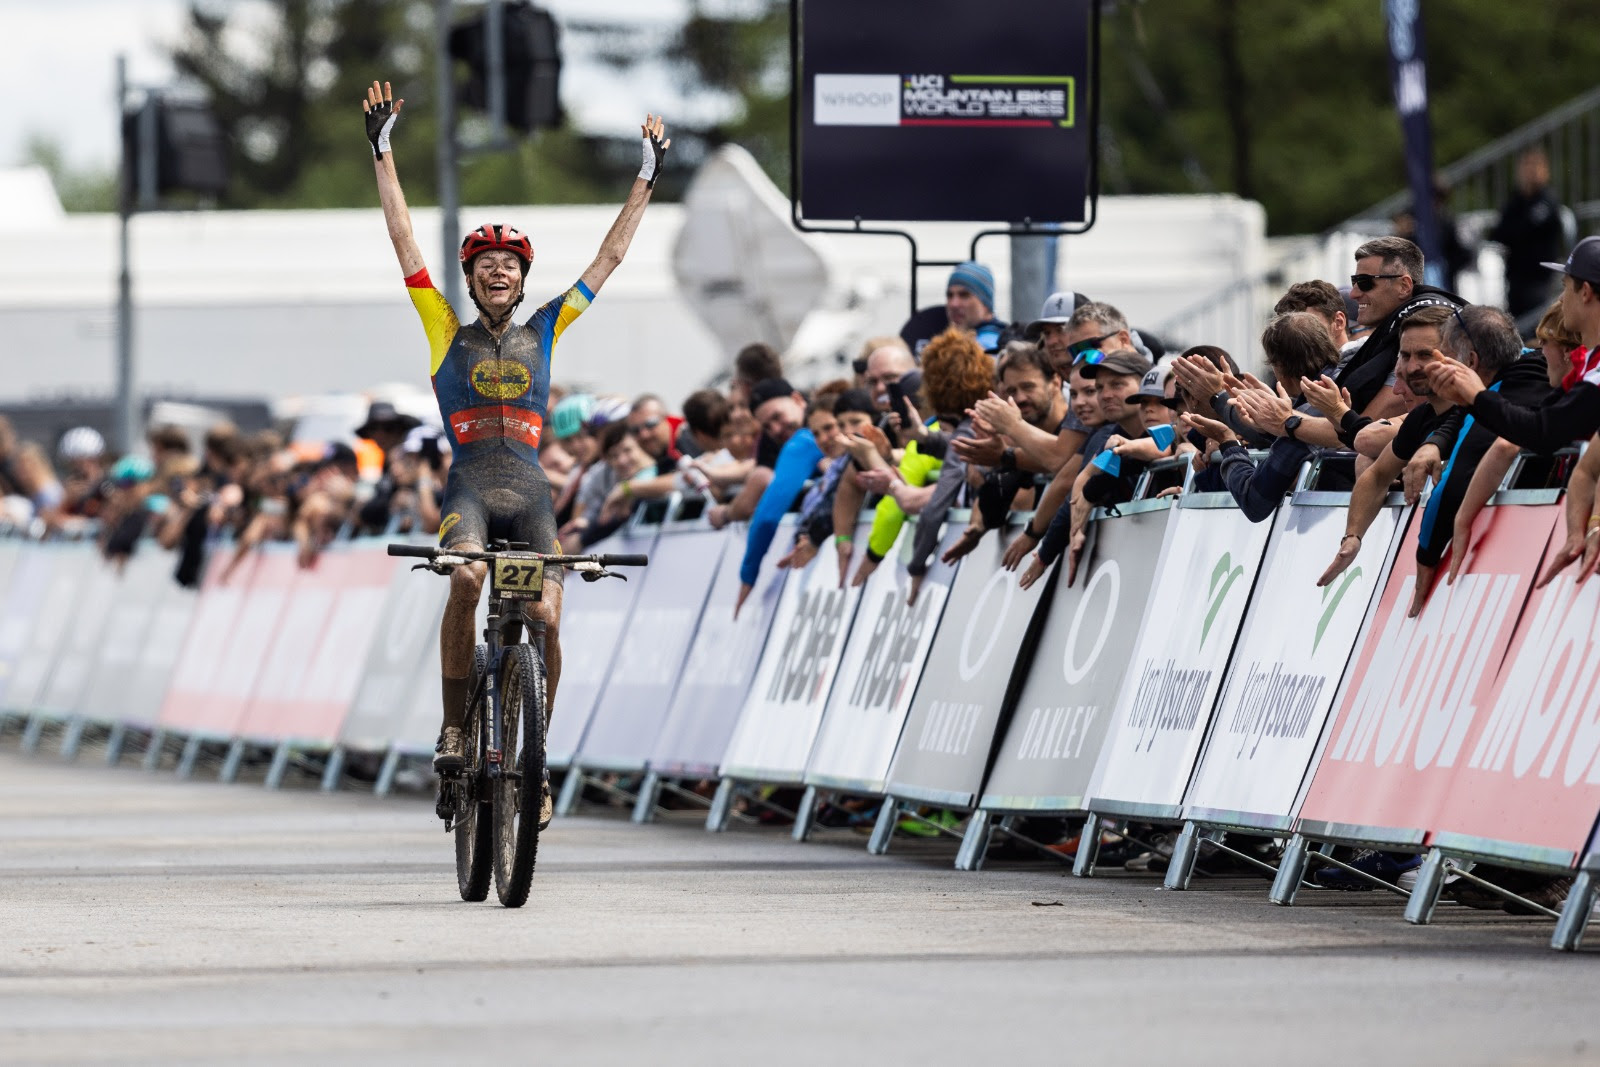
1, 744, 1598, 1067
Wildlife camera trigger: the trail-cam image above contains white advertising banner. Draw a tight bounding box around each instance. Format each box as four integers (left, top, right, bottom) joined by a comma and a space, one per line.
804, 524, 963, 794
76, 546, 178, 722
1182, 500, 1403, 828
36, 544, 121, 715
1085, 503, 1273, 819
341, 542, 451, 751
5, 544, 93, 713
719, 524, 867, 784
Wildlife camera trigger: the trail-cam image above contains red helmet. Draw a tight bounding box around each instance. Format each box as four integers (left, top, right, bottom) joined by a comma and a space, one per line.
459, 223, 532, 275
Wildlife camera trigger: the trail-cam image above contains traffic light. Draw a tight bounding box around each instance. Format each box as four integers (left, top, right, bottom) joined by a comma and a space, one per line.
121, 97, 228, 201
449, 2, 564, 134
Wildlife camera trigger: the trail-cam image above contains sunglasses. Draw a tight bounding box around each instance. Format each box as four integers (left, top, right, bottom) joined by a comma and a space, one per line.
1074, 348, 1109, 366
1350, 272, 1403, 292
1450, 306, 1484, 360
628, 416, 664, 435
1069, 331, 1118, 357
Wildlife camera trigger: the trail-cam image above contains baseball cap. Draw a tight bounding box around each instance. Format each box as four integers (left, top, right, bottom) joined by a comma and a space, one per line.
749, 377, 798, 410
1024, 291, 1090, 339
1081, 348, 1153, 380
1132, 366, 1167, 401
1542, 236, 1600, 285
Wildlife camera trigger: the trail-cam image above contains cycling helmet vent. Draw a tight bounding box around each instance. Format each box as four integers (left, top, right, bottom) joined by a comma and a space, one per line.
460, 223, 533, 276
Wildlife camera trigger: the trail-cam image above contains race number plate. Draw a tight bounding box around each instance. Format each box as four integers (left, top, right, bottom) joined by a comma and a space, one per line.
491, 556, 545, 600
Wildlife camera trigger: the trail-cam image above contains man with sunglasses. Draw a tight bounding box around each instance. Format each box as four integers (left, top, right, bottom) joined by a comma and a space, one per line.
1334, 237, 1464, 423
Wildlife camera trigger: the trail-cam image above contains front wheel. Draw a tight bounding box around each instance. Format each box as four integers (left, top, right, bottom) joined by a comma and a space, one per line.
455, 645, 493, 902
493, 642, 547, 908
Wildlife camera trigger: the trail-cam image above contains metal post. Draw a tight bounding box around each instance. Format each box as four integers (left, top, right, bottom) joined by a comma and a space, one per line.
114, 54, 140, 455
486, 0, 506, 141
1008, 226, 1054, 326
436, 0, 463, 315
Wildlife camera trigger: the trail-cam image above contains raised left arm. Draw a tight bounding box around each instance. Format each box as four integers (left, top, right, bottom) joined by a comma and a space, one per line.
579, 114, 669, 296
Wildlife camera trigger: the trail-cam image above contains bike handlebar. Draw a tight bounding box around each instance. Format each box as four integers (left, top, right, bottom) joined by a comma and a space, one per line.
386, 544, 649, 568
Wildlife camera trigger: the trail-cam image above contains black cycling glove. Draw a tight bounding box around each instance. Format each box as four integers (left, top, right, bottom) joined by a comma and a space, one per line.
638, 120, 669, 188
365, 98, 399, 159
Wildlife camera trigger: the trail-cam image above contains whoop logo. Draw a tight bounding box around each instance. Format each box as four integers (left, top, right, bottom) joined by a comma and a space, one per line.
959, 569, 1014, 681
814, 75, 901, 126
1201, 554, 1245, 651
1062, 560, 1119, 685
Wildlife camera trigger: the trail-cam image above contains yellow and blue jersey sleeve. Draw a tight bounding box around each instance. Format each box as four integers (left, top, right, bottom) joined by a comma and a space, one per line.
528, 280, 595, 367
404, 267, 461, 375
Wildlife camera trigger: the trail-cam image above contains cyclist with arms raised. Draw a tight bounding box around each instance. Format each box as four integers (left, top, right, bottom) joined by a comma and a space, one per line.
362, 81, 668, 817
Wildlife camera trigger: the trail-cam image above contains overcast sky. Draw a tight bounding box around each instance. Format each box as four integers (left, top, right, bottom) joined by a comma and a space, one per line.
1, 0, 740, 173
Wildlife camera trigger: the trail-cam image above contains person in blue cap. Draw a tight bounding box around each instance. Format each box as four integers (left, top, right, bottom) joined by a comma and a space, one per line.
898, 260, 1008, 357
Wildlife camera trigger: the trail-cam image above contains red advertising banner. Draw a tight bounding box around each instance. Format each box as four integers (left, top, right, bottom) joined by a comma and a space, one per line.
1295, 504, 1559, 842
1430, 517, 1600, 866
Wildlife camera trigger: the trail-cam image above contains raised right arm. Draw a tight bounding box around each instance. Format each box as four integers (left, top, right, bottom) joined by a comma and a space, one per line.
365, 81, 426, 277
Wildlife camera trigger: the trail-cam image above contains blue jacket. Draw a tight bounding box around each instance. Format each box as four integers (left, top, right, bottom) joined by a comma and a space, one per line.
740, 428, 823, 585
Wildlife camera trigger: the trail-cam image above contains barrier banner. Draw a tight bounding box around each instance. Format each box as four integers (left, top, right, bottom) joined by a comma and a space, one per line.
1427, 516, 1600, 867
648, 521, 788, 778
1295, 503, 1557, 845
0, 540, 41, 709
804, 523, 964, 794
35, 546, 121, 716
75, 547, 178, 722
235, 544, 399, 746
573, 525, 726, 771
389, 589, 488, 756
979, 504, 1172, 812
1182, 499, 1404, 829
720, 523, 867, 783
157, 548, 291, 737
4, 543, 93, 714
124, 571, 201, 730
341, 539, 450, 752
546, 526, 658, 768
882, 525, 1052, 809
1084, 502, 1272, 820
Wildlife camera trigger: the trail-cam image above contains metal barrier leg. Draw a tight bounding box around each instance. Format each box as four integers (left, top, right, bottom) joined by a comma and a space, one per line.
264, 742, 292, 789
1072, 812, 1103, 877
374, 748, 402, 796
176, 736, 204, 779
104, 723, 127, 766
219, 739, 246, 783
1552, 871, 1597, 952
1404, 848, 1448, 925
555, 766, 583, 816
20, 716, 45, 754
142, 729, 167, 772
1270, 834, 1312, 905
631, 771, 663, 824
954, 809, 994, 872
866, 800, 899, 856
705, 778, 735, 832
791, 786, 820, 843
59, 717, 87, 761
1163, 821, 1202, 890
320, 747, 346, 792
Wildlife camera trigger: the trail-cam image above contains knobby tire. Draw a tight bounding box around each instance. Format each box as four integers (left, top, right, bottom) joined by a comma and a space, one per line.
493, 642, 547, 908
455, 645, 493, 902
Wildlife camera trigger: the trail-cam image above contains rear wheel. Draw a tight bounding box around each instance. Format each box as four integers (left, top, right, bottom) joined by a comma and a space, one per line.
455, 645, 493, 902
493, 642, 547, 908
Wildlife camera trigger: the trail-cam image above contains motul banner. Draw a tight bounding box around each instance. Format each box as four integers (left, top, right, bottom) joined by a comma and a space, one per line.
1183, 500, 1404, 829
720, 523, 868, 784
1428, 517, 1600, 866
545, 526, 658, 768
574, 525, 726, 772
979, 504, 1171, 812
1085, 503, 1273, 819
804, 523, 964, 794
1296, 503, 1558, 845
649, 522, 788, 778
235, 545, 399, 746
883, 525, 1052, 808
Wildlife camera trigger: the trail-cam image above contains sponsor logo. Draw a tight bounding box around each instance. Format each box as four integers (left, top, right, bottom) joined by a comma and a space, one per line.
470, 359, 532, 400
917, 700, 984, 756
450, 405, 543, 448
1201, 553, 1245, 651
1015, 704, 1099, 761
1328, 572, 1518, 769
1126, 659, 1213, 752
847, 588, 931, 711
814, 72, 1075, 129
437, 513, 461, 542
764, 586, 848, 704
1225, 662, 1326, 758
1314, 566, 1362, 654
1062, 559, 1118, 685
958, 568, 1014, 681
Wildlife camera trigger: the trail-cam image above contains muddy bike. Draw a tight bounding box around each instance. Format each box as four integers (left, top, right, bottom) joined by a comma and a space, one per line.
387, 540, 648, 907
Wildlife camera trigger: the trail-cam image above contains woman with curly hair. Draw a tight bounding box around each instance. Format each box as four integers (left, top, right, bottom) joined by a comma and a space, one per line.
838, 327, 996, 602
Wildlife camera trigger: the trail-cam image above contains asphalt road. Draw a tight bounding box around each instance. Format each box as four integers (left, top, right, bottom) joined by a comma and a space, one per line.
2, 745, 1598, 1067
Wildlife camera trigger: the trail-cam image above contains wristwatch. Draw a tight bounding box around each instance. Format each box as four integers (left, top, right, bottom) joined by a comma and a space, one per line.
998, 447, 1018, 472
1209, 390, 1230, 412
1283, 414, 1304, 441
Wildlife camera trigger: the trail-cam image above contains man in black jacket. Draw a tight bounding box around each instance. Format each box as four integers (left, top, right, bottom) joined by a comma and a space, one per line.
1487, 148, 1569, 320
1333, 236, 1465, 429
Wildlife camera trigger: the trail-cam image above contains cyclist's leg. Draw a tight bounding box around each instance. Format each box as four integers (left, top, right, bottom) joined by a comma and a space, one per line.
507, 466, 565, 721
437, 477, 489, 763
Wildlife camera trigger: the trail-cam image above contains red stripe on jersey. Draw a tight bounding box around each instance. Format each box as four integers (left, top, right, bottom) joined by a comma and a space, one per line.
449, 405, 543, 448
404, 266, 433, 289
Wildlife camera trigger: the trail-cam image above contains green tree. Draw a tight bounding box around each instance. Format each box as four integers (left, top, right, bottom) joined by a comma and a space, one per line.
21, 134, 116, 212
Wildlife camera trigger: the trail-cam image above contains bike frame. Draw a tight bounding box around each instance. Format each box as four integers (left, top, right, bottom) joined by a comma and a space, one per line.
468, 590, 545, 782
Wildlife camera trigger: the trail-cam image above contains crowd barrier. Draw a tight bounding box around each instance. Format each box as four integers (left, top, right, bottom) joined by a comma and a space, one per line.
2, 470, 1598, 952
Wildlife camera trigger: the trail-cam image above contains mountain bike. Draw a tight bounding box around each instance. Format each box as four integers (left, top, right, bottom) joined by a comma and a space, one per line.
387, 540, 648, 907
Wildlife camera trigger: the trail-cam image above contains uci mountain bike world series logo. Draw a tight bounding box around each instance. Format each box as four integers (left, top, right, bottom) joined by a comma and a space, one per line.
813, 73, 1076, 129
470, 359, 532, 400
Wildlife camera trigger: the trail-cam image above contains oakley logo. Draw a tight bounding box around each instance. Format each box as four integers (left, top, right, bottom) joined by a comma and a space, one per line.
1201, 554, 1245, 652
1314, 567, 1363, 655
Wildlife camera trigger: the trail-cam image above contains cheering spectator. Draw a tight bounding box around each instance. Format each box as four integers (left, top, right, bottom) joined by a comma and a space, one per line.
353, 401, 422, 535
1487, 147, 1572, 320
55, 426, 109, 524
1274, 280, 1359, 357
777, 386, 875, 572
900, 261, 1006, 356
735, 378, 823, 614
728, 342, 784, 414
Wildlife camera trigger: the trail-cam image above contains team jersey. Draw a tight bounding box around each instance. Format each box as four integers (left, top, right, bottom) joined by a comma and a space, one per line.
404, 267, 594, 466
